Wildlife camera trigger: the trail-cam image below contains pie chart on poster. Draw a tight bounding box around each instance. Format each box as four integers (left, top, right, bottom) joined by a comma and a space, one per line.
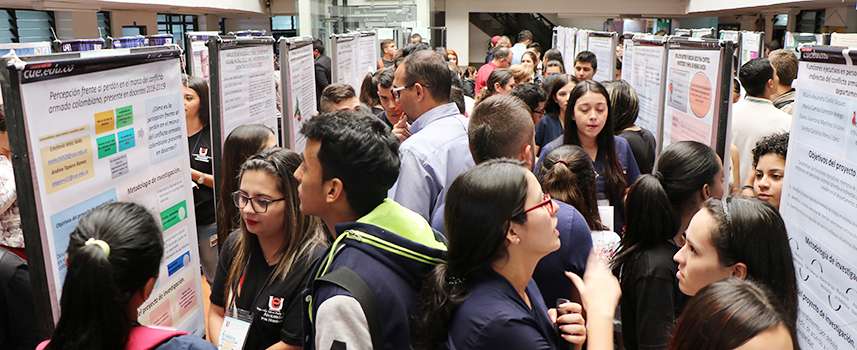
689, 71, 712, 118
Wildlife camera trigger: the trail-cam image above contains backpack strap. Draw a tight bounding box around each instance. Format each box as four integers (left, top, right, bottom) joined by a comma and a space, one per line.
316, 267, 383, 350
125, 326, 188, 350
0, 248, 25, 282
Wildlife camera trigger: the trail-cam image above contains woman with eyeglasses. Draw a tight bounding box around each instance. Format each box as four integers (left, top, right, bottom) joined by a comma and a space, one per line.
673, 197, 797, 336
208, 148, 326, 350
415, 160, 587, 350
611, 141, 724, 350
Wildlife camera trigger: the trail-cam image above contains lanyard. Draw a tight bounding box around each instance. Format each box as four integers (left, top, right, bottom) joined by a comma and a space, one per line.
227, 254, 276, 317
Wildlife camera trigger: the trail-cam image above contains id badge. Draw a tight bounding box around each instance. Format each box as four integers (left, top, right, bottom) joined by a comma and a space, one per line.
219, 308, 253, 350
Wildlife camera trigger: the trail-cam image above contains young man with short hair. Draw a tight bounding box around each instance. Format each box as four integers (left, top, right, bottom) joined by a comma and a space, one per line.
375, 67, 411, 142
378, 39, 397, 69
319, 83, 359, 113
732, 58, 792, 185
511, 30, 534, 65
768, 49, 798, 115
574, 51, 598, 81
510, 83, 547, 125
475, 47, 512, 94
467, 94, 592, 307
295, 110, 447, 350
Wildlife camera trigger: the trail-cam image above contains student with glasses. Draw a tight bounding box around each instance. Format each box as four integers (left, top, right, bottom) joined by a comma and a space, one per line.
208, 148, 327, 350
673, 196, 797, 335
416, 159, 587, 349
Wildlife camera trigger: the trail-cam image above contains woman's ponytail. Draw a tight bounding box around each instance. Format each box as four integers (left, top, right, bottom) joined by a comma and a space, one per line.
414, 263, 468, 350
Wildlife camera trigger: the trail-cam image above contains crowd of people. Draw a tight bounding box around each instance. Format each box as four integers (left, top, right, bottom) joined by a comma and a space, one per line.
0, 27, 800, 350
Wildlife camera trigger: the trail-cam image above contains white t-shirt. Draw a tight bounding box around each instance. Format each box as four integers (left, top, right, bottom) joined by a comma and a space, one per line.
731, 97, 792, 184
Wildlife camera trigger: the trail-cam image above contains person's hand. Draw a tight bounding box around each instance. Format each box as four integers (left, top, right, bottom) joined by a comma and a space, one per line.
740, 187, 755, 198
549, 302, 587, 346
392, 116, 411, 142
565, 253, 621, 320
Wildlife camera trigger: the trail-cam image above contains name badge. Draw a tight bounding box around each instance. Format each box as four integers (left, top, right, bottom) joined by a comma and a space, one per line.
219, 308, 253, 350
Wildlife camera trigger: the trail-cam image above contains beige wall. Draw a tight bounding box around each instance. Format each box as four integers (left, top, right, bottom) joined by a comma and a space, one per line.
109, 10, 158, 37
55, 11, 100, 39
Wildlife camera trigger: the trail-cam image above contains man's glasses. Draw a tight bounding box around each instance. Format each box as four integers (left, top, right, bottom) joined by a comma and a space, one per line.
232, 191, 285, 214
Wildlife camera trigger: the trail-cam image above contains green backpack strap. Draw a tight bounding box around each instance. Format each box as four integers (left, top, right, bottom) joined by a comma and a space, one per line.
316, 267, 384, 350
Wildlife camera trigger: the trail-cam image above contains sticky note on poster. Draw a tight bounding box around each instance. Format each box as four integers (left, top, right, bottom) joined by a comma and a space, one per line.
109, 154, 129, 179
94, 111, 115, 134
39, 126, 95, 194
116, 105, 134, 128
50, 190, 117, 284
167, 251, 192, 276
160, 200, 188, 230
97, 134, 117, 159
117, 128, 136, 151
147, 96, 184, 163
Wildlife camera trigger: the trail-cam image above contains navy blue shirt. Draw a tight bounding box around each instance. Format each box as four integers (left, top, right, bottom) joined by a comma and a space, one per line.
533, 201, 593, 307
536, 136, 641, 233
535, 113, 563, 149
448, 269, 558, 350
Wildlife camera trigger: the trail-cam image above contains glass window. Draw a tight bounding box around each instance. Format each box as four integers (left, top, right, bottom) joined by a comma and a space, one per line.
1, 9, 54, 43
157, 13, 197, 51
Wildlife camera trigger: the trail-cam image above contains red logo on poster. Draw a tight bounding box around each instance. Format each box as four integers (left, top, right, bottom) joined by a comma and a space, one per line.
269, 296, 283, 312
852, 112, 856, 127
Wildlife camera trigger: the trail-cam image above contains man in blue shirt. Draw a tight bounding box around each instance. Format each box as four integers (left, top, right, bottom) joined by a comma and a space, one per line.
389, 50, 474, 233
468, 94, 593, 305
510, 30, 534, 65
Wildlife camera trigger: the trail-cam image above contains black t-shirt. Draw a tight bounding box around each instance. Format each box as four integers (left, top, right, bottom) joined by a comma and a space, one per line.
619, 128, 657, 175
188, 125, 215, 225
211, 232, 324, 348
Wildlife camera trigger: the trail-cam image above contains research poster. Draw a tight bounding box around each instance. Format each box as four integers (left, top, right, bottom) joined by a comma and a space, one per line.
14, 53, 204, 334
780, 46, 857, 350
740, 32, 763, 66
216, 43, 279, 138
282, 39, 318, 152
0, 42, 52, 57
662, 41, 722, 148
333, 35, 359, 94
556, 27, 576, 74
719, 31, 740, 44
575, 29, 589, 57
629, 39, 667, 142
187, 32, 218, 81
620, 36, 635, 83
830, 33, 857, 47
553, 28, 566, 58
587, 33, 615, 82
356, 33, 378, 95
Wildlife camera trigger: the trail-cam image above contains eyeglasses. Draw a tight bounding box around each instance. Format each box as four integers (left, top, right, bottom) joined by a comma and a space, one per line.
516, 193, 558, 217
232, 191, 285, 214
391, 83, 428, 100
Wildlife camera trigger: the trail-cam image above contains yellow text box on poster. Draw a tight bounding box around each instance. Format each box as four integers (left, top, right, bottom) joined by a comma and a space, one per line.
94, 110, 115, 134
39, 126, 95, 194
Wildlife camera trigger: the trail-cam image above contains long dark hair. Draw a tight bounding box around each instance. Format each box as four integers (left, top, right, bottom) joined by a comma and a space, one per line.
47, 202, 164, 350
415, 159, 529, 349
670, 278, 794, 350
359, 72, 380, 107
182, 74, 210, 126
613, 141, 720, 272
224, 148, 326, 309
604, 80, 640, 132
702, 197, 798, 333
563, 80, 625, 201
543, 74, 574, 116
476, 68, 514, 103
216, 124, 276, 247
538, 145, 606, 231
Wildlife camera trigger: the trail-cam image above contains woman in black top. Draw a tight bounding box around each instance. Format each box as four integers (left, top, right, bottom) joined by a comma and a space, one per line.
534, 74, 577, 151
605, 80, 657, 174
208, 148, 327, 349
611, 141, 724, 350
183, 75, 217, 283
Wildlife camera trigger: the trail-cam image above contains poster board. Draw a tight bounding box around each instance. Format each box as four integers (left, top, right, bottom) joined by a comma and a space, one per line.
674, 28, 692, 37
628, 36, 669, 154
355, 32, 379, 95
785, 32, 821, 49
662, 37, 734, 160
830, 33, 857, 47
780, 46, 857, 350
184, 31, 219, 81
0, 42, 52, 57
331, 33, 361, 95
552, 27, 577, 73
718, 30, 741, 45
0, 48, 205, 336
739, 31, 764, 67
586, 31, 617, 82
575, 29, 589, 57
692, 28, 716, 39
620, 33, 636, 83
278, 36, 318, 153
208, 34, 280, 212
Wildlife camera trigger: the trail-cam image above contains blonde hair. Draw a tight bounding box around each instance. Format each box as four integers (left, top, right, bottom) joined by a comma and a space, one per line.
509, 64, 533, 84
